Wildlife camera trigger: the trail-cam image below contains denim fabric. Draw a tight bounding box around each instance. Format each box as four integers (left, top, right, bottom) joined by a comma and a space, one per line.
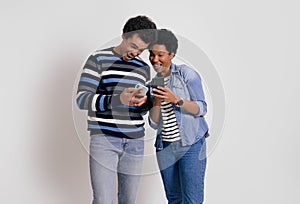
89, 134, 144, 204
156, 136, 207, 204
149, 64, 209, 149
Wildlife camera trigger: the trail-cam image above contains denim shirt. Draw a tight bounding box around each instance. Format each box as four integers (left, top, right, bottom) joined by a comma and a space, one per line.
148, 64, 209, 150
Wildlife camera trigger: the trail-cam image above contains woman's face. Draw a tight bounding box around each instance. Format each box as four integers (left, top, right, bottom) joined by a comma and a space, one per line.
149, 44, 174, 77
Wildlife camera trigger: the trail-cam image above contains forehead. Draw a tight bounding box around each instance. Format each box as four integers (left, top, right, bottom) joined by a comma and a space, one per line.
150, 44, 168, 52
126, 33, 149, 49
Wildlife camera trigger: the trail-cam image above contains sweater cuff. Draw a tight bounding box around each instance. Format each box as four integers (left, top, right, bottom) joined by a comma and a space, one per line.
110, 94, 122, 108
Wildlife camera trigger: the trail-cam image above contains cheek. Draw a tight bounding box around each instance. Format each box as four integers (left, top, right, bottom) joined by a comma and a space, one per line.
161, 57, 168, 64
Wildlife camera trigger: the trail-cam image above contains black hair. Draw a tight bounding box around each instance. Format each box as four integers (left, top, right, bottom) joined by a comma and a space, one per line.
153, 29, 178, 55
123, 15, 157, 44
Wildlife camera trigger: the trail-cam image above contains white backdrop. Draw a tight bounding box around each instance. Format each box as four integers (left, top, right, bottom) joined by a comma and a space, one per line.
1, 0, 299, 203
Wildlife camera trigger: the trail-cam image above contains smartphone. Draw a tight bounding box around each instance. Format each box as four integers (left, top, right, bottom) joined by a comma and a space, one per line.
150, 77, 165, 88
134, 84, 148, 97
150, 77, 165, 96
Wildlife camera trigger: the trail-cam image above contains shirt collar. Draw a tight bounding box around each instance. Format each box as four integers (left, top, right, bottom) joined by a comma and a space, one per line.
170, 63, 180, 73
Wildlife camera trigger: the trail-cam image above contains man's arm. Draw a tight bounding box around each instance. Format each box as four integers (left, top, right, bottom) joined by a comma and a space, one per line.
76, 55, 147, 111
76, 55, 116, 111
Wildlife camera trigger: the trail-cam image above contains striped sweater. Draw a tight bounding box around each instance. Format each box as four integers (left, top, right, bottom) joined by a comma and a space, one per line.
76, 47, 150, 138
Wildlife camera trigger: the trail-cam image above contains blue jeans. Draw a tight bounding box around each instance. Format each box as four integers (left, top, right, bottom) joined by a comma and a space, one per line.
89, 135, 144, 204
156, 137, 207, 204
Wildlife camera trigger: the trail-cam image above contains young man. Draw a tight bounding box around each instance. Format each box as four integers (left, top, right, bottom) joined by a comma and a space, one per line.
76, 16, 156, 204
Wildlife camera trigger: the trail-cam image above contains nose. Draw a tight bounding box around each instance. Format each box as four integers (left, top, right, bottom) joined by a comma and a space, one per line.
133, 49, 142, 57
151, 55, 159, 63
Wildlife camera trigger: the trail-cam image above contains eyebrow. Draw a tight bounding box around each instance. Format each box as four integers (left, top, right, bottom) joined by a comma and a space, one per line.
149, 50, 167, 54
130, 43, 139, 49
131, 43, 148, 51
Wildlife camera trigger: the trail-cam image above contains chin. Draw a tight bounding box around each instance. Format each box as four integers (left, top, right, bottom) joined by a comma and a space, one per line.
155, 70, 162, 75
154, 67, 162, 73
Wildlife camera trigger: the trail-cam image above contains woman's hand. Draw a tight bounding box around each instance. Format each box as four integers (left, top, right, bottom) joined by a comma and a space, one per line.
152, 86, 178, 104
152, 86, 200, 115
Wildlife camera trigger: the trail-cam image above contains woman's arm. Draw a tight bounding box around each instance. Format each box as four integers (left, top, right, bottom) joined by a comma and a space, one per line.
149, 96, 161, 123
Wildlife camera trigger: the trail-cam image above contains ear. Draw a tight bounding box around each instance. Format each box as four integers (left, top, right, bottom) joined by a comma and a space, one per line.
169, 52, 175, 59
121, 33, 125, 40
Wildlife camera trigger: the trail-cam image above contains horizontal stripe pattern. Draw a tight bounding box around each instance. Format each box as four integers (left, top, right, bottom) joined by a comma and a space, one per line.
161, 76, 181, 142
76, 47, 150, 138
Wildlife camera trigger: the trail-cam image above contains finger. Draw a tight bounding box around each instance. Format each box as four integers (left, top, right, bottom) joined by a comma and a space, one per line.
132, 100, 140, 106
136, 95, 146, 100
152, 93, 167, 99
129, 98, 138, 106
158, 86, 172, 94
157, 86, 167, 91
152, 88, 165, 95
138, 96, 147, 104
132, 89, 142, 97
136, 102, 143, 106
134, 96, 146, 105
129, 94, 140, 105
138, 96, 147, 106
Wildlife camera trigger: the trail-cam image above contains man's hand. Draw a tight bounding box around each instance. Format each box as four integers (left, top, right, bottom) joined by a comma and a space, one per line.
120, 87, 147, 106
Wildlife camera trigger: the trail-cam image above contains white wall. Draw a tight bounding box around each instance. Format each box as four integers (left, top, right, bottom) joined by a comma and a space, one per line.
1, 0, 299, 203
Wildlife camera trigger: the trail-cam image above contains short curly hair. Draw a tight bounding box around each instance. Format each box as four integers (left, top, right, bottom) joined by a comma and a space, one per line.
123, 15, 157, 44
153, 29, 178, 55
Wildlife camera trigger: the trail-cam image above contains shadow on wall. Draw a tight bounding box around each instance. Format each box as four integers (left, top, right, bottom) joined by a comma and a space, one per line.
33, 53, 92, 204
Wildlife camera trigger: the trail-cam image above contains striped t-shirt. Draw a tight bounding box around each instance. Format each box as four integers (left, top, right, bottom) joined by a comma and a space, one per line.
161, 76, 181, 142
76, 47, 150, 138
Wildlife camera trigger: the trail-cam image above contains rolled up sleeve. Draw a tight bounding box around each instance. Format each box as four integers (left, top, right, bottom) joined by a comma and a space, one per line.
184, 67, 208, 117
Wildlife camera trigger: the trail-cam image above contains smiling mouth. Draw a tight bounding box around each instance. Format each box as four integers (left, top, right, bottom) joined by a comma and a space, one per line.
126, 53, 134, 59
153, 64, 162, 70
122, 53, 133, 61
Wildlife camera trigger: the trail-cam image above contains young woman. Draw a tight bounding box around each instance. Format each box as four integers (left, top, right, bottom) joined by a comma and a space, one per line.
148, 29, 209, 204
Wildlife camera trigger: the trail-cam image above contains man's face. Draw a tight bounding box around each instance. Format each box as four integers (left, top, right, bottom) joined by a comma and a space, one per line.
121, 33, 149, 61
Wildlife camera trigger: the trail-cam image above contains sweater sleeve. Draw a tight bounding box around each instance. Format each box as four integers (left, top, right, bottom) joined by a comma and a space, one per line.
76, 55, 119, 111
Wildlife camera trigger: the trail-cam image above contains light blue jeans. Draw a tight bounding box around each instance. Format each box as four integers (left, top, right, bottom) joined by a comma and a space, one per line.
156, 136, 207, 204
89, 134, 144, 204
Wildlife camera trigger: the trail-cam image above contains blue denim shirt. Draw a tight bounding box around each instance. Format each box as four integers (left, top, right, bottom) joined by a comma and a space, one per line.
148, 64, 209, 150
